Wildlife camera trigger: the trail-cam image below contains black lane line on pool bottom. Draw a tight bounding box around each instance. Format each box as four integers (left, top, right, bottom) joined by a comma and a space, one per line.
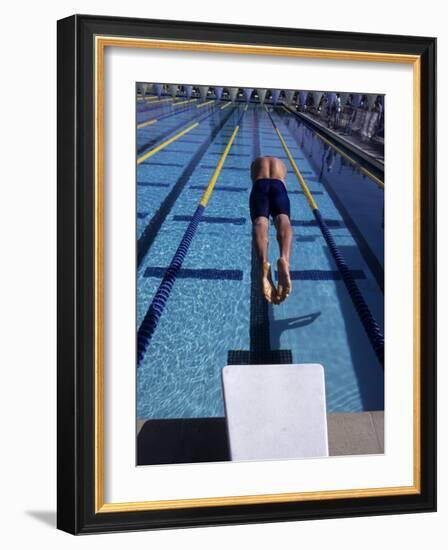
143, 267, 243, 280
137, 106, 237, 268
207, 152, 251, 157
275, 269, 366, 281
288, 190, 324, 195
290, 219, 345, 228
199, 165, 249, 171
189, 185, 248, 192
226, 106, 293, 367
142, 267, 365, 282
137, 181, 170, 187
140, 161, 186, 167
172, 215, 246, 225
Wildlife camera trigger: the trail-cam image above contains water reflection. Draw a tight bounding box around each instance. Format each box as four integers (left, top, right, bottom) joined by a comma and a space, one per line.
280, 111, 384, 289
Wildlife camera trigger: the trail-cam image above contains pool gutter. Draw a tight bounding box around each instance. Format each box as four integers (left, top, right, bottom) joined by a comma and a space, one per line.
281, 104, 384, 175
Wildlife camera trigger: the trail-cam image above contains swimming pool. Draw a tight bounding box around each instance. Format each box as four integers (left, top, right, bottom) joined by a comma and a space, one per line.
136, 95, 384, 420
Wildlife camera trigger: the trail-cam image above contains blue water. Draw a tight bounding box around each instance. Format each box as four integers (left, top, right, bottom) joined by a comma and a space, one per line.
136, 95, 384, 419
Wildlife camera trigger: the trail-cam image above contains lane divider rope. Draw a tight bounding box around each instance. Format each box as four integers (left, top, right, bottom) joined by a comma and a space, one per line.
197, 99, 216, 109
173, 98, 198, 108
266, 107, 384, 366
137, 108, 246, 366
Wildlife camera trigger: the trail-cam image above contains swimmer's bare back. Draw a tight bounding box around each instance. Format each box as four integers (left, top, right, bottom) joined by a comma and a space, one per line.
250, 156, 287, 185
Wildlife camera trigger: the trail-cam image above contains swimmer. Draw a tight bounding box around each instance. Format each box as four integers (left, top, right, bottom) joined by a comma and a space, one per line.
249, 156, 293, 304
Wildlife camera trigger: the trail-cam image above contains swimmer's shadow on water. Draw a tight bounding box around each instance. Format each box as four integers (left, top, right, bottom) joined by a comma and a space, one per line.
269, 312, 321, 350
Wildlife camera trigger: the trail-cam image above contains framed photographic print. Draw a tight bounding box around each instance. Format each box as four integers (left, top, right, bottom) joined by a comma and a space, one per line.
57, 14, 436, 534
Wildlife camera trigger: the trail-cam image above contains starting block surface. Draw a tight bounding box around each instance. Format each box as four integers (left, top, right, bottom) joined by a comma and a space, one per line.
222, 363, 329, 461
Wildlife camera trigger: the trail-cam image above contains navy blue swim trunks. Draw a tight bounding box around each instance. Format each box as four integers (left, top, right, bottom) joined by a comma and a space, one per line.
249, 178, 291, 223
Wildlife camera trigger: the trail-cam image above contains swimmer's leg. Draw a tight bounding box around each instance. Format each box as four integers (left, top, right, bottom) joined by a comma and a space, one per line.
252, 216, 276, 304
274, 213, 293, 302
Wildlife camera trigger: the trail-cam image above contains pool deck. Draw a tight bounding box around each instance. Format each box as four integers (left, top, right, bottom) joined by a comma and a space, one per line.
136, 410, 384, 464
327, 410, 384, 456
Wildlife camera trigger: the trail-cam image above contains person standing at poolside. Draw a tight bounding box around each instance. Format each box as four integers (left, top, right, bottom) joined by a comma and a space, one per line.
249, 156, 293, 304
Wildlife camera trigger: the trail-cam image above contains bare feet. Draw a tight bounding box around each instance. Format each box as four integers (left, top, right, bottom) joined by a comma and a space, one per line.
276, 257, 292, 303
261, 261, 277, 304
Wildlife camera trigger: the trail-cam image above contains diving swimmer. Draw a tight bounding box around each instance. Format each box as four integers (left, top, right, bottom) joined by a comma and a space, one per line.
249, 156, 293, 304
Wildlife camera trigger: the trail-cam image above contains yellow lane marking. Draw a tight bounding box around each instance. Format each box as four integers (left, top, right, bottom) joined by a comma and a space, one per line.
265, 107, 317, 210
137, 118, 158, 130
137, 122, 199, 165
144, 97, 173, 106
199, 124, 240, 207
281, 105, 384, 188
275, 126, 317, 209
220, 101, 232, 110
197, 100, 215, 108
174, 99, 198, 107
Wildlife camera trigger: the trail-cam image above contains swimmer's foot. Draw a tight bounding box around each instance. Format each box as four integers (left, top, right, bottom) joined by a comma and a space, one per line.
276, 257, 292, 303
261, 261, 276, 304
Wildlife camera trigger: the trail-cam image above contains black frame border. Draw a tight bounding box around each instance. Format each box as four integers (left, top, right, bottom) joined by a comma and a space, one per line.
57, 14, 436, 534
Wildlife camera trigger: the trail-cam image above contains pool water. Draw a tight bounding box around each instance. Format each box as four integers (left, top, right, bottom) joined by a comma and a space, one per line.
136, 97, 384, 419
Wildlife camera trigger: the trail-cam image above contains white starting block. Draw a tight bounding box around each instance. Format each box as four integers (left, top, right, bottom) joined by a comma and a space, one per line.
222, 364, 329, 461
